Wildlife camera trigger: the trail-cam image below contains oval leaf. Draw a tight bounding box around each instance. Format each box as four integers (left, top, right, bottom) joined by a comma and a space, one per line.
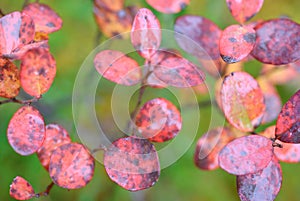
37, 124, 71, 170
237, 156, 282, 201
0, 58, 20, 98
20, 48, 56, 98
135, 98, 182, 142
275, 89, 300, 143
174, 15, 222, 60
221, 72, 265, 132
131, 8, 161, 60
219, 135, 273, 175
94, 0, 124, 12
194, 127, 235, 170
154, 56, 205, 87
104, 137, 160, 191
18, 13, 35, 49
93, 5, 134, 38
261, 126, 300, 163
257, 77, 282, 124
251, 19, 300, 65
94, 50, 141, 85
226, 0, 264, 23
7, 106, 45, 156
10, 176, 35, 200
146, 0, 190, 14
0, 12, 34, 56
220, 25, 256, 63
22, 3, 63, 33
49, 142, 95, 189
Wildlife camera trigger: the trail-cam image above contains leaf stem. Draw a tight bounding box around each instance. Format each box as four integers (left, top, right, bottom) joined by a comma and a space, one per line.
35, 182, 54, 198
0, 9, 5, 17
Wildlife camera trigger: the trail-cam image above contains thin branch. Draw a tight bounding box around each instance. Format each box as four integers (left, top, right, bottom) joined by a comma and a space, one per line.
35, 182, 54, 198
22, 0, 30, 9
0, 9, 5, 17
0, 97, 40, 106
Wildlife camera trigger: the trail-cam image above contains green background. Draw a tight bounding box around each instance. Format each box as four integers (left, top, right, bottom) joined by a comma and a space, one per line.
1, 0, 300, 200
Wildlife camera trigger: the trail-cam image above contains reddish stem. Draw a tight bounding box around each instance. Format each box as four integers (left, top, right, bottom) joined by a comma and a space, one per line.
0, 9, 5, 17
35, 182, 54, 198
0, 97, 40, 106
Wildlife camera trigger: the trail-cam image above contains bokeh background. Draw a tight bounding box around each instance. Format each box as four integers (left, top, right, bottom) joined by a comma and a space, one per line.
1, 0, 300, 200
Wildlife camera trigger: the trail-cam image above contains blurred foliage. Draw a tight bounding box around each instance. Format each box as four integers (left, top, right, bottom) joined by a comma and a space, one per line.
0, 0, 300, 201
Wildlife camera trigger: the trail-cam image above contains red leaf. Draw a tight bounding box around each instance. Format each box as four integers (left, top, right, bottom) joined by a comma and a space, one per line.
0, 12, 21, 55
19, 13, 35, 48
153, 56, 205, 87
219, 135, 273, 175
49, 143, 95, 189
7, 40, 49, 60
131, 8, 161, 60
20, 48, 56, 98
93, 5, 135, 38
7, 106, 45, 156
94, 0, 124, 12
104, 137, 160, 191
226, 0, 264, 23
145, 49, 181, 88
22, 3, 63, 33
251, 19, 300, 65
0, 58, 20, 98
94, 50, 141, 85
221, 72, 265, 132
261, 126, 300, 163
0, 12, 34, 56
220, 25, 256, 63
174, 15, 222, 60
237, 156, 282, 201
146, 0, 190, 14
37, 124, 71, 170
10, 176, 35, 200
135, 98, 182, 142
275, 89, 300, 143
257, 77, 282, 124
194, 127, 235, 170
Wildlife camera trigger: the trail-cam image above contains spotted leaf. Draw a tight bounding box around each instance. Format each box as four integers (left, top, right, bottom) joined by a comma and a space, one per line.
219, 135, 273, 175
220, 25, 256, 63
251, 19, 300, 65
275, 89, 300, 143
261, 126, 300, 163
146, 0, 190, 14
257, 77, 282, 124
237, 156, 282, 201
94, 0, 124, 12
226, 0, 264, 23
194, 127, 235, 170
0, 12, 35, 56
37, 124, 71, 170
135, 98, 181, 142
94, 50, 141, 85
0, 58, 20, 98
131, 8, 161, 60
221, 72, 265, 132
49, 143, 95, 189
93, 5, 135, 38
22, 3, 62, 33
9, 176, 35, 200
153, 56, 205, 87
20, 48, 56, 98
104, 137, 160, 191
174, 15, 222, 60
7, 106, 45, 156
